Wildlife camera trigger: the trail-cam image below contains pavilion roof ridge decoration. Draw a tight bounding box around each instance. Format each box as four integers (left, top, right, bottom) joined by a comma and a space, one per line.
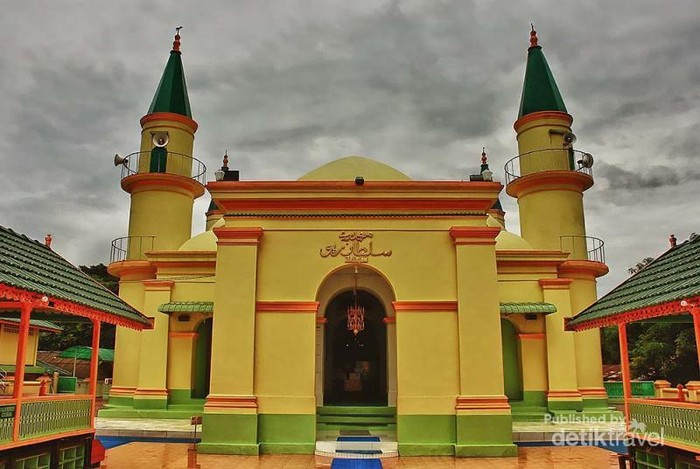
0, 225, 150, 328
568, 234, 700, 329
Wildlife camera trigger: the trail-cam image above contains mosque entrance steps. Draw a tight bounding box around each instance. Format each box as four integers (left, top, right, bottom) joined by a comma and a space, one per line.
315, 434, 398, 459
316, 406, 397, 433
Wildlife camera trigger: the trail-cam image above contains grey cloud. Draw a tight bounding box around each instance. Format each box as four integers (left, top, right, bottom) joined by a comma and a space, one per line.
0, 0, 699, 298
596, 161, 683, 191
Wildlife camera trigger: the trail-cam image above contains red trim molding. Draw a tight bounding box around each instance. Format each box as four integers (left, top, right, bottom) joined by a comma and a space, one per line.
256, 301, 319, 313
213, 197, 497, 213
579, 387, 608, 398
213, 227, 263, 246
505, 170, 593, 199
567, 296, 700, 331
449, 226, 501, 246
518, 333, 546, 341
392, 301, 458, 312
513, 111, 573, 132
316, 317, 328, 324
134, 388, 169, 397
383, 317, 396, 324
455, 395, 511, 411
204, 395, 258, 409
109, 386, 136, 397
539, 278, 573, 289
140, 112, 199, 132
169, 332, 198, 339
107, 260, 156, 280
547, 390, 583, 399
0, 428, 94, 452
0, 283, 150, 330
143, 280, 174, 291
559, 260, 609, 279
121, 172, 205, 198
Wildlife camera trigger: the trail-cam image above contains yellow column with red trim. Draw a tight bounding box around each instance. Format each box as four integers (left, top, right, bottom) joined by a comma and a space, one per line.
133, 279, 173, 409
199, 227, 262, 455
108, 262, 153, 407
540, 278, 582, 413
561, 262, 609, 409
450, 226, 516, 457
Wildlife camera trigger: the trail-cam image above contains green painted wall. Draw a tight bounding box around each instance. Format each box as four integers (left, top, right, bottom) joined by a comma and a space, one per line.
199, 413, 259, 455
455, 413, 517, 457
258, 414, 315, 454
397, 415, 455, 456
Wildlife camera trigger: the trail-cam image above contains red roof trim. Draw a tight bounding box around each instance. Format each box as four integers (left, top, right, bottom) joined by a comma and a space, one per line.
567, 296, 700, 331
0, 283, 150, 330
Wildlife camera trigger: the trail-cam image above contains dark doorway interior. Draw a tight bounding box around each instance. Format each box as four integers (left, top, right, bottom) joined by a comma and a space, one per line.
192, 318, 212, 399
324, 290, 387, 406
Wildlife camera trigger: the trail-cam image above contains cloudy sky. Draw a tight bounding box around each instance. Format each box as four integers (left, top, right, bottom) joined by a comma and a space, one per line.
1, 0, 699, 294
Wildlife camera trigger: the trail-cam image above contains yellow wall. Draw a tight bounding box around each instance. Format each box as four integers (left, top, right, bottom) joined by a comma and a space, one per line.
396, 312, 459, 414
569, 276, 604, 390
517, 190, 586, 252
127, 190, 195, 252
0, 325, 39, 366
255, 313, 316, 413
112, 277, 146, 393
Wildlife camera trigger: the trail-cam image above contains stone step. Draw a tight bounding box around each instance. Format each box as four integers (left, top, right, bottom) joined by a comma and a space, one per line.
314, 439, 398, 459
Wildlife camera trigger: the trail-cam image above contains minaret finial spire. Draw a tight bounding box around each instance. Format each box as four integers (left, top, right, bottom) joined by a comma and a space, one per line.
481, 147, 488, 165
172, 26, 183, 52
222, 150, 229, 171
530, 23, 538, 48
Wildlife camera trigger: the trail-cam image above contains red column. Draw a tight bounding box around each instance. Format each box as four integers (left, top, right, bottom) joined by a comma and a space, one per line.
89, 320, 101, 428
12, 302, 32, 441
692, 309, 700, 374
618, 322, 632, 431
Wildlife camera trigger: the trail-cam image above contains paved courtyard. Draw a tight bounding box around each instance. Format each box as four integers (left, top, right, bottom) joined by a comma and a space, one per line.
103, 443, 622, 468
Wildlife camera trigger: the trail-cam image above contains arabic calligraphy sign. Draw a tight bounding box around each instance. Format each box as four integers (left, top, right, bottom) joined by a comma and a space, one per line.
320, 231, 392, 264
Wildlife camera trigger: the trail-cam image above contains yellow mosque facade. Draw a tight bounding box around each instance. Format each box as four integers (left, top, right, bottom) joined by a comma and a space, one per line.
103, 29, 611, 457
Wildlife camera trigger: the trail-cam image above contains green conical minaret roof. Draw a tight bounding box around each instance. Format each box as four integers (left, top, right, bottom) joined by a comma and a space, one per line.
518, 28, 567, 118
147, 30, 192, 118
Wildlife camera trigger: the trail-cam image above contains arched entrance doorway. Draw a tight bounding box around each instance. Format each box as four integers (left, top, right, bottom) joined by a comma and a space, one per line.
315, 265, 397, 408
324, 290, 387, 405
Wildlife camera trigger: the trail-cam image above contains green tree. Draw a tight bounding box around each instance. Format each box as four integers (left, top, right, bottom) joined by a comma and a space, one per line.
38, 264, 118, 351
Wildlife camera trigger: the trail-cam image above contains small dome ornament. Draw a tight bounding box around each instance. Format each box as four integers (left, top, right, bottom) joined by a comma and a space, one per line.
530, 23, 539, 48
172, 26, 183, 52
480, 147, 493, 181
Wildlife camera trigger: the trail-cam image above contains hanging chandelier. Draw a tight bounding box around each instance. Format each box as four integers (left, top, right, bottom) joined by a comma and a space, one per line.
347, 265, 365, 335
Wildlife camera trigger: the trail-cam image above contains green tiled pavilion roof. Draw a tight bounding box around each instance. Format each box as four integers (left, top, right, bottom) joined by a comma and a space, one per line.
0, 316, 62, 332
500, 302, 557, 314
569, 235, 700, 329
147, 48, 192, 117
159, 301, 213, 314
59, 346, 114, 362
518, 40, 568, 118
0, 225, 150, 328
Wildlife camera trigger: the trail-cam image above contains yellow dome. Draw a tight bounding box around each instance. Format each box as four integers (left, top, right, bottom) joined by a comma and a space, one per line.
299, 156, 411, 181
487, 215, 533, 250
178, 218, 224, 251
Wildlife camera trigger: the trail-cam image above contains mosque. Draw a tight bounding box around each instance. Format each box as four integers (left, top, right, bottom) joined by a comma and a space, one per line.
103, 28, 610, 457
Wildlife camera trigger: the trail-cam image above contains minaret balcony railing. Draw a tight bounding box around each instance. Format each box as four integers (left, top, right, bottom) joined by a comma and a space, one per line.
560, 235, 605, 264
110, 235, 156, 263
119, 151, 207, 186
504, 148, 594, 185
